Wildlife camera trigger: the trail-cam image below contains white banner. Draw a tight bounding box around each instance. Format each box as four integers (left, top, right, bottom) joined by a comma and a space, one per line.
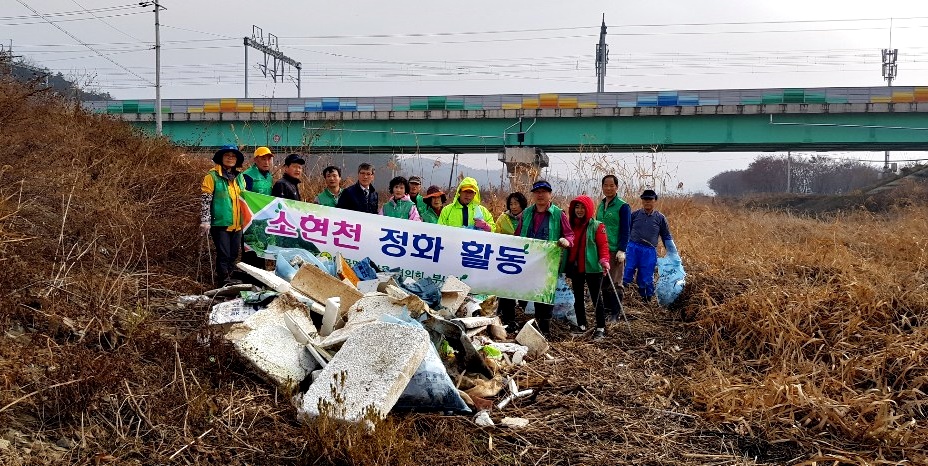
240, 191, 561, 303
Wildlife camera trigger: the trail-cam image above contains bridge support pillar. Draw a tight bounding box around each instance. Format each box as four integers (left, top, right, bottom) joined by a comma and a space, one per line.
499, 147, 549, 192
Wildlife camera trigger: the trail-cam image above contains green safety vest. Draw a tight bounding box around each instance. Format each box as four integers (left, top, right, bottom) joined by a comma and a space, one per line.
383, 198, 415, 219
237, 165, 273, 196
209, 170, 241, 227
413, 194, 427, 217
316, 188, 340, 207
519, 203, 566, 272
421, 206, 440, 224
578, 219, 604, 273
595, 196, 627, 252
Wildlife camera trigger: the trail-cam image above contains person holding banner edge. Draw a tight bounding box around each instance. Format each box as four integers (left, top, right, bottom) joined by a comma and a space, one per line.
272, 154, 305, 202
498, 179, 574, 336
566, 195, 616, 341
200, 145, 245, 286
420, 185, 446, 224
237, 147, 275, 273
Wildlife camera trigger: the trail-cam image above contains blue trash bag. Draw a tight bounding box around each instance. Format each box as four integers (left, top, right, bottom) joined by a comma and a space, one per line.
399, 278, 442, 309
656, 252, 686, 307
380, 314, 471, 413
271, 247, 333, 282
352, 257, 380, 282
552, 274, 578, 326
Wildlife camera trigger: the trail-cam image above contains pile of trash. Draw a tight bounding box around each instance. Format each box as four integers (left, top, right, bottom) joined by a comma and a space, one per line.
182, 249, 548, 429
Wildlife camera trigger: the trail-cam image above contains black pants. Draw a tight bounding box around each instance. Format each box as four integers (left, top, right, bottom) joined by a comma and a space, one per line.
568, 272, 619, 329
498, 298, 553, 334
240, 240, 265, 270
210, 227, 241, 284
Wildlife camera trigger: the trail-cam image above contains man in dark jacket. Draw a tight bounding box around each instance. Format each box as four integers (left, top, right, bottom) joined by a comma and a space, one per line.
272, 154, 304, 201
335, 163, 378, 214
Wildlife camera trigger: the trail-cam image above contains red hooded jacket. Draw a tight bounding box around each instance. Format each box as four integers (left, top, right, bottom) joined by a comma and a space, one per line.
568, 195, 610, 273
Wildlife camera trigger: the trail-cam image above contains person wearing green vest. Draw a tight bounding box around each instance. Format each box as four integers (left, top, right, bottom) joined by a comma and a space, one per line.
437, 177, 494, 231
237, 147, 274, 195
595, 174, 632, 321
494, 192, 527, 235
379, 176, 421, 221
497, 180, 574, 335
566, 195, 616, 340
408, 175, 427, 217
420, 185, 446, 224
314, 165, 342, 207
237, 147, 274, 272
200, 145, 245, 286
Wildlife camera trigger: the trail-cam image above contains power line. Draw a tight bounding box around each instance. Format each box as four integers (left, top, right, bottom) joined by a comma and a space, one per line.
69, 0, 144, 42
12, 0, 152, 85
0, 10, 148, 27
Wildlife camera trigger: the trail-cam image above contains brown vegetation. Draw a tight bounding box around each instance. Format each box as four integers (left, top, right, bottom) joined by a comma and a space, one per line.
1, 77, 926, 465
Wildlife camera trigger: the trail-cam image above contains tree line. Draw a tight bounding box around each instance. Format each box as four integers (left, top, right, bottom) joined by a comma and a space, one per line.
708, 155, 880, 196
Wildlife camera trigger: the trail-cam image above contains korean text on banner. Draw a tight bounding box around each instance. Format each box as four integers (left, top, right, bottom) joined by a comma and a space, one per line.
240, 191, 560, 303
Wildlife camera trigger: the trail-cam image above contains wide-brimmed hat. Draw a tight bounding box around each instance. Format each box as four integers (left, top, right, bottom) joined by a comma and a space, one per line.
213, 145, 244, 166
640, 189, 658, 200
423, 185, 447, 203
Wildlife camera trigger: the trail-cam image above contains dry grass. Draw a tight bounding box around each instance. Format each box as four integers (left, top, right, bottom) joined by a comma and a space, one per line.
1, 76, 927, 465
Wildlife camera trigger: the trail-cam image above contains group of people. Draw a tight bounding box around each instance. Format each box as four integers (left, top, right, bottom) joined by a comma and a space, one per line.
200, 145, 677, 340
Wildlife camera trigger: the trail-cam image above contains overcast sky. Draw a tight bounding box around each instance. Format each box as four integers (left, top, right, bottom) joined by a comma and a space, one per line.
5, 0, 928, 192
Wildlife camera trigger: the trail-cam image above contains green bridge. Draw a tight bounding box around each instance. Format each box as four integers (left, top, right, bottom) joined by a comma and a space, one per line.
89, 86, 928, 153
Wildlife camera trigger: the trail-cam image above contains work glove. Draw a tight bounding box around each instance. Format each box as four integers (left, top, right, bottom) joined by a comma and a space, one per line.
557, 238, 570, 248
664, 239, 678, 256
199, 223, 210, 237
473, 219, 490, 232
615, 250, 626, 262
600, 259, 611, 275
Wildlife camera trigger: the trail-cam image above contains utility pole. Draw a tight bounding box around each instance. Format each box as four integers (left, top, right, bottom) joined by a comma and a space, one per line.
140, 1, 165, 136
595, 14, 608, 93
881, 19, 898, 174
244, 26, 302, 98
786, 152, 791, 193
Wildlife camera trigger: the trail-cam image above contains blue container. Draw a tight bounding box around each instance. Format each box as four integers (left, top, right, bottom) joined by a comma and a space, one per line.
637, 96, 658, 107
321, 102, 340, 111
357, 105, 375, 111
321, 97, 339, 103
304, 102, 323, 111
618, 101, 638, 107
657, 96, 678, 106
287, 106, 304, 112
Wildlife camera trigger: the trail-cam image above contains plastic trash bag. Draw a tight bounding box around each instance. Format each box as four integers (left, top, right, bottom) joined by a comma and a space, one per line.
656, 252, 686, 307
381, 314, 471, 413
398, 277, 442, 309
552, 274, 578, 326
352, 257, 380, 282
272, 247, 332, 282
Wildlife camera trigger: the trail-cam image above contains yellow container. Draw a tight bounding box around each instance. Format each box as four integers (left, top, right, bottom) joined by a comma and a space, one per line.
187, 107, 204, 113
203, 101, 221, 112
501, 103, 522, 110
219, 98, 238, 111
254, 106, 271, 112
578, 102, 598, 108
891, 92, 914, 102
870, 96, 892, 103
915, 88, 928, 101
236, 104, 255, 112
521, 98, 539, 109
558, 97, 578, 108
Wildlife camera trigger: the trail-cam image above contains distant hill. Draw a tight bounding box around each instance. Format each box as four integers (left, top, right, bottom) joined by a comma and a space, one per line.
8, 59, 113, 101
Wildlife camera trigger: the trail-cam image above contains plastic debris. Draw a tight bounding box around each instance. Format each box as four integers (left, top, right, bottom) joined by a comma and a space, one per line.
290, 263, 363, 316
656, 252, 686, 307
515, 319, 549, 360
501, 417, 529, 428
474, 410, 494, 427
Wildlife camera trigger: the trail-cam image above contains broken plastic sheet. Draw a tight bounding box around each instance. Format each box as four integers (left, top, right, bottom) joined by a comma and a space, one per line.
552, 274, 578, 326
352, 257, 380, 282
381, 314, 471, 414
272, 247, 334, 282
656, 252, 686, 307
397, 276, 442, 309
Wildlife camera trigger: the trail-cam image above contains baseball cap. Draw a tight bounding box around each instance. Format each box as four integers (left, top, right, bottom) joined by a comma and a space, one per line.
284, 154, 306, 166
408, 175, 422, 185
640, 189, 658, 200
530, 180, 553, 192
254, 146, 273, 158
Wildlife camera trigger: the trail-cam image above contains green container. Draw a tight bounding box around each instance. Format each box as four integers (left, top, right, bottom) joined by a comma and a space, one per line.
464, 104, 484, 110
427, 96, 447, 105
804, 93, 826, 103
825, 97, 848, 104
445, 100, 465, 110
392, 105, 410, 111
122, 100, 139, 112
161, 107, 171, 113
761, 94, 783, 104
138, 105, 155, 113
409, 101, 429, 110
782, 89, 805, 103
106, 105, 123, 114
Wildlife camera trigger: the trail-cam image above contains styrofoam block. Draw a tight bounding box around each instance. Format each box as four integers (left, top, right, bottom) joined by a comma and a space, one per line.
229, 324, 317, 391
298, 321, 430, 423
290, 264, 363, 315
319, 297, 340, 337
515, 319, 549, 359
452, 316, 497, 329
318, 294, 411, 348
440, 276, 470, 313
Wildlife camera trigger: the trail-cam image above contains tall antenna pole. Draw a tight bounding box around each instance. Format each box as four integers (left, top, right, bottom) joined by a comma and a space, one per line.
244, 25, 302, 97
595, 14, 608, 93
151, 1, 165, 136
881, 18, 898, 174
